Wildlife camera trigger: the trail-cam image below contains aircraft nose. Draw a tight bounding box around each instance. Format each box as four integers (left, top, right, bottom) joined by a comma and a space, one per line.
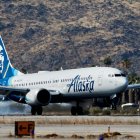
120, 77, 128, 89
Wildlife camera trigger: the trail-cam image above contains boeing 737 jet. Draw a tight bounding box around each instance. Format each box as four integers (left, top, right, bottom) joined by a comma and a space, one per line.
0, 36, 139, 115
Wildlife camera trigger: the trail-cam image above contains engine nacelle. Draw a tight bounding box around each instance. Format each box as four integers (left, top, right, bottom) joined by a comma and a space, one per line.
25, 89, 51, 106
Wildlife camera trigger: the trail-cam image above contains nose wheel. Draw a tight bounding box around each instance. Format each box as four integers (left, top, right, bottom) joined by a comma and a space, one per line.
111, 97, 119, 110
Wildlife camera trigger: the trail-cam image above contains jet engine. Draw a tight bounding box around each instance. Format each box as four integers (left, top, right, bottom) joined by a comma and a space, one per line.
25, 89, 51, 106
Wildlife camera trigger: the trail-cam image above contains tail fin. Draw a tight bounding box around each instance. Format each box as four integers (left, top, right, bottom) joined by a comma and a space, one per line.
0, 36, 23, 79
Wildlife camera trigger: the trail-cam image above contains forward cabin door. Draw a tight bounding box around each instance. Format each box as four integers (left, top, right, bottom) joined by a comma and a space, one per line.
98, 75, 102, 86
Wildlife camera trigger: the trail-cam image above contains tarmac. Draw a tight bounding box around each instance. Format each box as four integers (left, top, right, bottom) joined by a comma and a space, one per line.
0, 116, 140, 140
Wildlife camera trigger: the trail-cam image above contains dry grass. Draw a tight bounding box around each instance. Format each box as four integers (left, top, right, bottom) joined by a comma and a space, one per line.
0, 116, 140, 125
86, 134, 96, 139
37, 133, 64, 139
36, 132, 133, 140
122, 135, 136, 139
103, 132, 121, 138
3, 132, 138, 140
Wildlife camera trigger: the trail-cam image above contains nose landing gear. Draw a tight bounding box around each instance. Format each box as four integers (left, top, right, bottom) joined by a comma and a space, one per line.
111, 97, 119, 110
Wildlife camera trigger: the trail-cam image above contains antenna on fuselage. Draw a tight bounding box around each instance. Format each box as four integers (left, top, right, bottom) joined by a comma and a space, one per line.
60, 67, 63, 70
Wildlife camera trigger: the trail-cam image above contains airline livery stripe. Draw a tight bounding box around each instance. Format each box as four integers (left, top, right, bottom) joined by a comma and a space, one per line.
3, 62, 10, 78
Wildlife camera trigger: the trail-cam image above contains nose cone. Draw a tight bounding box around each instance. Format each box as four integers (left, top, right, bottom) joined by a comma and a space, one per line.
119, 77, 128, 91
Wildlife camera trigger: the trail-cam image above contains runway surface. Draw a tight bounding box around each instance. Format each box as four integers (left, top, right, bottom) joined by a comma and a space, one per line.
0, 116, 140, 140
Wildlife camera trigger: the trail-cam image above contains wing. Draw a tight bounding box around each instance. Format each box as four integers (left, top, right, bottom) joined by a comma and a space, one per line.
0, 86, 62, 95
0, 86, 29, 102
0, 86, 95, 104
127, 84, 140, 90
0, 86, 29, 93
0, 86, 63, 104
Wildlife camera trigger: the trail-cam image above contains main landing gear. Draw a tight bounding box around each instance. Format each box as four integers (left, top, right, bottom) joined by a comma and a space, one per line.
71, 102, 83, 115
71, 106, 83, 115
31, 106, 43, 115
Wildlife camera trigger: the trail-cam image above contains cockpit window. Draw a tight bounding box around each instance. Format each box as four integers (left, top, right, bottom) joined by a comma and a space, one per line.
115, 73, 126, 77
121, 73, 126, 77
115, 74, 121, 77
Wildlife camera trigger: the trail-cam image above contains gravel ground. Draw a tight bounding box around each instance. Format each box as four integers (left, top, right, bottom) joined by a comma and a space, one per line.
0, 116, 140, 140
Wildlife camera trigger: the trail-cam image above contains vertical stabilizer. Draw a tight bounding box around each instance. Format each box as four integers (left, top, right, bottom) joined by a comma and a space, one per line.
0, 36, 23, 79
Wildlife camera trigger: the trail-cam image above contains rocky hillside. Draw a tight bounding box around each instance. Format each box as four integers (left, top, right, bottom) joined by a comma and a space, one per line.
0, 0, 139, 74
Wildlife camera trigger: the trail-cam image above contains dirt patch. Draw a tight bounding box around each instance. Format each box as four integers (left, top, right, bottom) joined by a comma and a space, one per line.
103, 132, 121, 138
71, 134, 84, 139
122, 135, 136, 139
37, 133, 64, 138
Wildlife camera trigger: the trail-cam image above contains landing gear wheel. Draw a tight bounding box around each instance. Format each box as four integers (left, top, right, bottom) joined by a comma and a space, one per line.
71, 107, 77, 115
111, 97, 118, 110
111, 103, 117, 110
31, 106, 43, 115
31, 107, 37, 115
37, 106, 43, 115
77, 106, 83, 115
71, 106, 83, 115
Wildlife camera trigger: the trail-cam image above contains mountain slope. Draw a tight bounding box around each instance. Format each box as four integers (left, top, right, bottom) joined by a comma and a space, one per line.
0, 0, 139, 74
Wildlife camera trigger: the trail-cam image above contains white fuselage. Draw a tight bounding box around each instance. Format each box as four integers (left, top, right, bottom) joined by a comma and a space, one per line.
10, 67, 128, 98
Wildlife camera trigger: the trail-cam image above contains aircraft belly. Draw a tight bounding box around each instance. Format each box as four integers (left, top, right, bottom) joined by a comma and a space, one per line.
62, 91, 109, 98
51, 93, 94, 103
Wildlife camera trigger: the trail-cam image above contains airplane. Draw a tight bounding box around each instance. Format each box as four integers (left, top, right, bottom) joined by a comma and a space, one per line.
0, 36, 139, 115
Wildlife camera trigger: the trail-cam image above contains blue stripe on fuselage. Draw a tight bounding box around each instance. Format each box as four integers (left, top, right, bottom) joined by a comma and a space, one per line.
0, 77, 13, 86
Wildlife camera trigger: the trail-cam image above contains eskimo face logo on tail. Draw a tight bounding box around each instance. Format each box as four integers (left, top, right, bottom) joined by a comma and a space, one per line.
0, 45, 4, 73
67, 75, 94, 93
